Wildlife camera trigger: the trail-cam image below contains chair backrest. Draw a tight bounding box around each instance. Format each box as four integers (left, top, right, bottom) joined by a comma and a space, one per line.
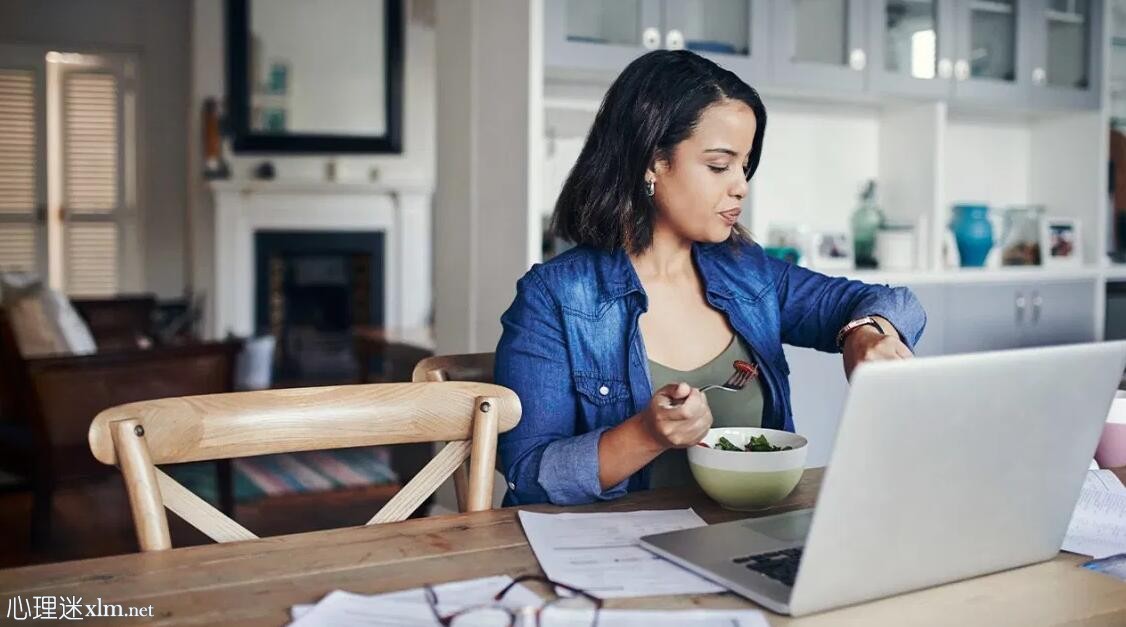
412, 353, 497, 512
412, 352, 495, 384
88, 381, 520, 551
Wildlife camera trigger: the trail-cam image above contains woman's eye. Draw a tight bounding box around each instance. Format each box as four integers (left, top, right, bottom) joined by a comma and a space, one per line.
708, 164, 730, 173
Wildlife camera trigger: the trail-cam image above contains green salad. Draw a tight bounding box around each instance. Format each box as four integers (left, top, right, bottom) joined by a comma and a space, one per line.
712, 434, 793, 452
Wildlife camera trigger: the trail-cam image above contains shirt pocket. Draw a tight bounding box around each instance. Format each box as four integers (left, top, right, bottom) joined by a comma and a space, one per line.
572, 372, 630, 406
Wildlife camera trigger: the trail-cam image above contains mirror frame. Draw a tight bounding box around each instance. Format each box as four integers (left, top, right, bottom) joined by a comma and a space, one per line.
226, 0, 404, 153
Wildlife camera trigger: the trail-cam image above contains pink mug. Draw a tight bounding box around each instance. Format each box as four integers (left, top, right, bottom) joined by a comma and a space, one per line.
1094, 392, 1126, 469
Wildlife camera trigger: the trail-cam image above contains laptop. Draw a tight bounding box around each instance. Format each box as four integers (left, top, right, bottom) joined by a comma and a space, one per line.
639, 342, 1126, 616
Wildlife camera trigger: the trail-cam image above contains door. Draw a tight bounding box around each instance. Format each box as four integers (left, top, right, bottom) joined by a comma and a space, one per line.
663, 0, 769, 81
869, 0, 958, 97
1028, 0, 1103, 109
943, 282, 1025, 354
951, 0, 1032, 104
1021, 280, 1097, 346
771, 0, 869, 92
544, 0, 665, 75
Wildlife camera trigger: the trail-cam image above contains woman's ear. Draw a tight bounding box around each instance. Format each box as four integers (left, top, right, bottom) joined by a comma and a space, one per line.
646, 154, 670, 182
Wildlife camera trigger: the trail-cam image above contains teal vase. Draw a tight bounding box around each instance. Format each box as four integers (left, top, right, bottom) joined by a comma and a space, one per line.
951, 204, 994, 267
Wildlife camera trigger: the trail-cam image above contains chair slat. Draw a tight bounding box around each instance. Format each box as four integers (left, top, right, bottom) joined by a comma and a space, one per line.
368, 440, 471, 525
156, 468, 258, 544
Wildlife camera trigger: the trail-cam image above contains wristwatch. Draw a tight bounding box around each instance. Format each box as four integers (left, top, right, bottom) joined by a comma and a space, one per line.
836, 316, 885, 350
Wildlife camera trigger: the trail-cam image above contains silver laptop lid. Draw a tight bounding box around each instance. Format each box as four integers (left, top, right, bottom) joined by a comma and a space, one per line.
789, 342, 1126, 616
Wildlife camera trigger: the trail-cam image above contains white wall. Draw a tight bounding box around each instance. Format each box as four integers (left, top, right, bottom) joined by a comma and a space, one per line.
0, 0, 192, 298
190, 0, 436, 336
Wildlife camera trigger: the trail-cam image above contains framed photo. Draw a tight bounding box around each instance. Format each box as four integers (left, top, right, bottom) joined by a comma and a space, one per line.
809, 231, 854, 271
1040, 217, 1082, 267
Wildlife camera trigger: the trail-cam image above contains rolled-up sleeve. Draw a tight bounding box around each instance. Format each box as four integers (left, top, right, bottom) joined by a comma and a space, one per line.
766, 255, 927, 353
495, 270, 627, 505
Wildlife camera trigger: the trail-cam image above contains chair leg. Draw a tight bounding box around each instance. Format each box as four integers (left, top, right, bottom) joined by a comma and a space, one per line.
216, 459, 236, 517
30, 480, 53, 551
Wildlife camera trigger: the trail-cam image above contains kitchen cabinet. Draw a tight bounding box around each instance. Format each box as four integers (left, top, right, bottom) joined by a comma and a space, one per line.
770, 0, 868, 92
869, 0, 958, 98
544, 0, 768, 80
949, 0, 1034, 105
943, 279, 1097, 353
1028, 0, 1103, 109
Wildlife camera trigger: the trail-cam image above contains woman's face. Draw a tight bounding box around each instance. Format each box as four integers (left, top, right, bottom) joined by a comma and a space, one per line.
648, 99, 757, 244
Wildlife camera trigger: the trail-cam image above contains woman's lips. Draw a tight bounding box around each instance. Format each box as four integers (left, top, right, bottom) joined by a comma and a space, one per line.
719, 208, 741, 225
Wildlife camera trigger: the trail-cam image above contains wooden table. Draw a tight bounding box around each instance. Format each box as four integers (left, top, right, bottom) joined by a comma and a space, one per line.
2, 468, 1124, 626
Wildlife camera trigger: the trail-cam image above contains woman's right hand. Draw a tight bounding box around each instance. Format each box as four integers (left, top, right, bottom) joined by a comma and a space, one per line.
640, 382, 714, 449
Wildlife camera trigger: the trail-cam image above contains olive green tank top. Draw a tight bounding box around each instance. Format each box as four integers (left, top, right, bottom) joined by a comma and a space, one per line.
647, 336, 764, 489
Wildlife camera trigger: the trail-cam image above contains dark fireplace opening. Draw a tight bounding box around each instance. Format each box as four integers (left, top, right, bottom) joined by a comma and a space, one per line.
255, 231, 384, 383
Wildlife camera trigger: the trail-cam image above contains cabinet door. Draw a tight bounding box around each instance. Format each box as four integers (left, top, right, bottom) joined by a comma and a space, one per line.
1023, 279, 1097, 346
869, 0, 958, 97
942, 282, 1025, 354
771, 0, 868, 92
544, 0, 664, 74
783, 345, 849, 468
663, 0, 769, 82
1027, 0, 1103, 110
951, 0, 1033, 104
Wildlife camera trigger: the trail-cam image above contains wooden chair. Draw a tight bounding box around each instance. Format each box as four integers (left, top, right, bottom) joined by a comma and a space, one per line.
87, 381, 520, 551
412, 353, 496, 512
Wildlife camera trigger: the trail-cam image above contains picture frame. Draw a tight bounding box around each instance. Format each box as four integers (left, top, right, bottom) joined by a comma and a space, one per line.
809, 231, 854, 271
1040, 217, 1082, 268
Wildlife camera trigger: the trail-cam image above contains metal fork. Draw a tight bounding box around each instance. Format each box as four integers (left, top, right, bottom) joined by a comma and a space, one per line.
665, 360, 758, 407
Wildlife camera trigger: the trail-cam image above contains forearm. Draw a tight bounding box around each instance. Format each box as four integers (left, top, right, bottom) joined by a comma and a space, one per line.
597, 412, 666, 490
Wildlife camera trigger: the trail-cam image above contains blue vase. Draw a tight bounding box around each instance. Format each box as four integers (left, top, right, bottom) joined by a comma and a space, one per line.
951, 204, 994, 267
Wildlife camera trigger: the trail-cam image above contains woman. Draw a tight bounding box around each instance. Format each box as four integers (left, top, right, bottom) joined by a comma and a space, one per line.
495, 50, 925, 506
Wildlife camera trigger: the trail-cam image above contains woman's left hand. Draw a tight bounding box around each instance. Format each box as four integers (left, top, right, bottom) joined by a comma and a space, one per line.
842, 316, 913, 380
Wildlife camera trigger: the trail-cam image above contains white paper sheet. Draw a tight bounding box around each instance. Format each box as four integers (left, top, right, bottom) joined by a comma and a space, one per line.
535, 608, 771, 626
287, 575, 542, 627
1083, 469, 1126, 495
518, 509, 725, 598
1063, 488, 1126, 559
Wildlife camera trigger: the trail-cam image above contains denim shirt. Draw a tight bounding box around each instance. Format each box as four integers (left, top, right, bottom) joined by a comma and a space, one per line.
494, 240, 926, 506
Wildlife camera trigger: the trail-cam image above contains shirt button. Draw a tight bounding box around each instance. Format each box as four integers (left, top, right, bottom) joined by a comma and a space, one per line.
507, 481, 516, 490
599, 385, 610, 396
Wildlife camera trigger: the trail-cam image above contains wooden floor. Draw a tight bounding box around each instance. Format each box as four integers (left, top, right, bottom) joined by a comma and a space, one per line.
0, 476, 401, 568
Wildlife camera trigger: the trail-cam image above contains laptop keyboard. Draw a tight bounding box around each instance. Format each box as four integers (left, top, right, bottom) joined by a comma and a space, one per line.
733, 547, 803, 587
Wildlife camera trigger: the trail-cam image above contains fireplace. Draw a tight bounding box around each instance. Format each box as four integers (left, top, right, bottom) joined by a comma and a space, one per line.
255, 231, 384, 382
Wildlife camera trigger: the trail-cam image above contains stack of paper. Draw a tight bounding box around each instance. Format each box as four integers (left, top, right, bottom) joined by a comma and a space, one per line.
288, 574, 770, 626
1063, 469, 1126, 558
518, 508, 725, 598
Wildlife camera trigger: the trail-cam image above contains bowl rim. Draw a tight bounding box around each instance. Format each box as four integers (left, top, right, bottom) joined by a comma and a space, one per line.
698, 427, 808, 454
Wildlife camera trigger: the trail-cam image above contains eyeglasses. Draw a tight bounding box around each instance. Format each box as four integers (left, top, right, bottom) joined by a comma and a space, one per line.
424, 575, 602, 627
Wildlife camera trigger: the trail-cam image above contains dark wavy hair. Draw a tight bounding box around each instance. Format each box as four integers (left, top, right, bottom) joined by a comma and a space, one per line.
551, 50, 767, 255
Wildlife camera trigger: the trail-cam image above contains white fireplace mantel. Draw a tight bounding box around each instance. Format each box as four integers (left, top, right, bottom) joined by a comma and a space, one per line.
210, 179, 432, 338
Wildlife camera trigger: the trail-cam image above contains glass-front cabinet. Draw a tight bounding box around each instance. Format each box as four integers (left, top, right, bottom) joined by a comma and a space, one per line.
1030, 0, 1102, 109
870, 0, 957, 97
543, 0, 1105, 111
950, 0, 1030, 103
770, 0, 868, 92
545, 0, 767, 80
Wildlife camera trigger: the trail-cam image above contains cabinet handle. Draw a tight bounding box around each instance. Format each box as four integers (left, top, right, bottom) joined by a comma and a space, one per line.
954, 59, 970, 81
1032, 67, 1047, 85
665, 29, 684, 51
1015, 292, 1027, 325
1031, 292, 1042, 324
849, 48, 866, 71
937, 58, 953, 79
642, 27, 661, 50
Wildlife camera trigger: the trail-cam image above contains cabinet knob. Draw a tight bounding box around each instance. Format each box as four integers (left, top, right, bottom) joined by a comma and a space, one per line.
642, 27, 661, 50
954, 59, 970, 81
1032, 67, 1047, 86
937, 58, 953, 79
1015, 293, 1027, 324
849, 48, 866, 71
1031, 292, 1043, 324
665, 29, 684, 51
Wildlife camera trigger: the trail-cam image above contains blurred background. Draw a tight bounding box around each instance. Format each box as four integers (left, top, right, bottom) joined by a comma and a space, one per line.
0, 0, 1123, 566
